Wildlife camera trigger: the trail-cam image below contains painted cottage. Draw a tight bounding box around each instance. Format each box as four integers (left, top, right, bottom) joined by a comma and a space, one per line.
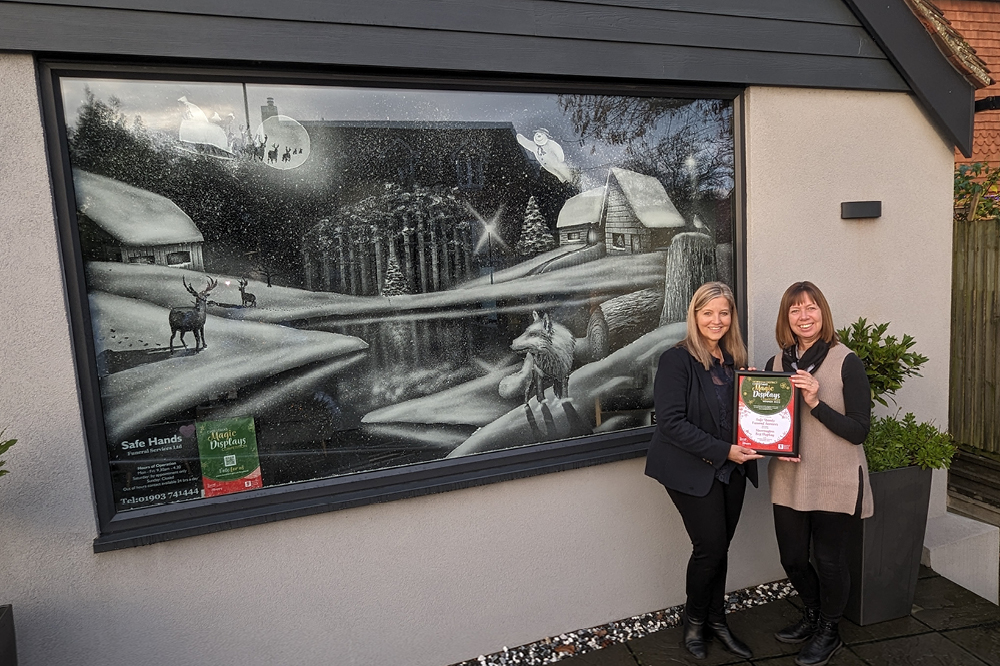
73, 169, 205, 270
603, 168, 686, 255
556, 168, 687, 255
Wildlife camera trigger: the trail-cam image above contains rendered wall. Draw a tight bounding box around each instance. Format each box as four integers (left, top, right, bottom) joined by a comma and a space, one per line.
0, 55, 958, 666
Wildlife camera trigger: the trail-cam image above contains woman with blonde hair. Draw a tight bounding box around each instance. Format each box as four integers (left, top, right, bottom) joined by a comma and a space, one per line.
646, 281, 762, 660
764, 281, 872, 666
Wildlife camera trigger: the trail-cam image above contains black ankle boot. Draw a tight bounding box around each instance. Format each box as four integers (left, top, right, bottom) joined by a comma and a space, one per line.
775, 606, 819, 644
794, 617, 843, 666
682, 612, 708, 660
707, 620, 753, 659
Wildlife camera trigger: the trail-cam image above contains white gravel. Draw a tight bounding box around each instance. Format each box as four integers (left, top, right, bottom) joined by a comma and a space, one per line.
452, 579, 797, 665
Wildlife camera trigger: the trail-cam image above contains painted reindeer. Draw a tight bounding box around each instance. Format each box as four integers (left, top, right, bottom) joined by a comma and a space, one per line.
238, 278, 256, 307
169, 277, 217, 351
267, 143, 279, 164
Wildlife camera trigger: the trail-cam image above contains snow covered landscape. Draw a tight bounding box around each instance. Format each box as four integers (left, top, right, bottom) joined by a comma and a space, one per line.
63, 79, 735, 504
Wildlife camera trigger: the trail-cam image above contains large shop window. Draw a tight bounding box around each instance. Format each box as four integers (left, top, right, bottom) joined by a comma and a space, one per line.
46, 65, 740, 549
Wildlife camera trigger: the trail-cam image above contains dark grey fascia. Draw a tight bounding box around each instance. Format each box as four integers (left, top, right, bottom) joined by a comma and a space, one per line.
844, 0, 976, 157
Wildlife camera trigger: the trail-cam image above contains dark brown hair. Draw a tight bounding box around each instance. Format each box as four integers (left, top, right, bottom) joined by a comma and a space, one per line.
775, 281, 839, 349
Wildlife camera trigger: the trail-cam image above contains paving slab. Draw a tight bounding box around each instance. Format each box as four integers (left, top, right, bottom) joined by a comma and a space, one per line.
849, 631, 989, 665
506, 571, 1000, 666
940, 625, 1000, 666
749, 647, 867, 666
723, 599, 803, 660
627, 625, 748, 665
911, 574, 1000, 631
838, 614, 934, 645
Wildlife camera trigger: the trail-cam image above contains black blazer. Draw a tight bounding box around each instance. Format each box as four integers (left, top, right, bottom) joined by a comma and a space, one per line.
645, 345, 759, 497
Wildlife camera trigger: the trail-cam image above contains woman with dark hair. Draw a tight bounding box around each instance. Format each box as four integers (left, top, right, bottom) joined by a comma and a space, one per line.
646, 281, 762, 660
765, 281, 872, 666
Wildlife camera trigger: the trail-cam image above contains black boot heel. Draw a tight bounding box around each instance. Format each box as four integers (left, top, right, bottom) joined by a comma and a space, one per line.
682, 612, 708, 660
775, 606, 819, 644
794, 617, 843, 666
707, 620, 753, 659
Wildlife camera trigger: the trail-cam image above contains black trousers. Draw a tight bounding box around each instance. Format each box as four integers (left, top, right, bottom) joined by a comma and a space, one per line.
772, 504, 859, 621
666, 472, 747, 623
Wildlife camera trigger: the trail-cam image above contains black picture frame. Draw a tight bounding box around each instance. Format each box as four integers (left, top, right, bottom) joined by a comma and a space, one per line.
733, 370, 800, 458
37, 57, 747, 551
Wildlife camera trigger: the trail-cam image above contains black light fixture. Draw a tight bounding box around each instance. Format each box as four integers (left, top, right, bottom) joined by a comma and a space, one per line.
841, 201, 882, 219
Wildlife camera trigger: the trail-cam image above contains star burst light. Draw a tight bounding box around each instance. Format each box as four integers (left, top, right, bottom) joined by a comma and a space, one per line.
466, 203, 508, 253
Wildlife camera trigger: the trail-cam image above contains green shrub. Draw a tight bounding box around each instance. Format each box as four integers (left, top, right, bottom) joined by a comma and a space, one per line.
837, 318, 928, 408
0, 429, 15, 479
839, 319, 956, 471
865, 413, 956, 473
955, 162, 1000, 221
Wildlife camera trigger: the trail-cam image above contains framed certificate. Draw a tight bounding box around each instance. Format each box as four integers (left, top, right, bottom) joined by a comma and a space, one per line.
734, 371, 800, 457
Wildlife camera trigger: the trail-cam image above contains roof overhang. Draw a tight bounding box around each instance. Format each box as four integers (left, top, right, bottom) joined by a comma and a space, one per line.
845, 0, 977, 157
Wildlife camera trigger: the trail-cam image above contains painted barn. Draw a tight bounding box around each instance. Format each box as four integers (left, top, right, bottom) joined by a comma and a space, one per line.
603, 167, 686, 255
72, 169, 205, 270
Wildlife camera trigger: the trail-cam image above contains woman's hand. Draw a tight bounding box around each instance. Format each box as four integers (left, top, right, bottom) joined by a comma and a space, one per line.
728, 445, 764, 464
789, 369, 820, 408
777, 456, 800, 463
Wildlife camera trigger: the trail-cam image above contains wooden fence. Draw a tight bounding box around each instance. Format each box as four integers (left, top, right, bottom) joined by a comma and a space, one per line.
950, 213, 1000, 454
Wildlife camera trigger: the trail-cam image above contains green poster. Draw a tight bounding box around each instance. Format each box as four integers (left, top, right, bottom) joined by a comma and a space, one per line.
196, 416, 262, 497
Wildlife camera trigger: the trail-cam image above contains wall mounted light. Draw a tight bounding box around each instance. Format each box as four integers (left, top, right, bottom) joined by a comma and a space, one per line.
841, 201, 882, 219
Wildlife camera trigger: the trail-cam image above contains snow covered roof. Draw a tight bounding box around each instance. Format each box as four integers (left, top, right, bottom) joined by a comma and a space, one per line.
73, 169, 204, 246
610, 168, 685, 229
556, 186, 606, 228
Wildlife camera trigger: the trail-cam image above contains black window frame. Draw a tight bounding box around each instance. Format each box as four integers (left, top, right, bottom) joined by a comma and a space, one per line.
38, 57, 748, 552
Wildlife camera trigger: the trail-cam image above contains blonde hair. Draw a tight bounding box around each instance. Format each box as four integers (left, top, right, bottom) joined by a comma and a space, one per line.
680, 282, 747, 370
775, 281, 839, 349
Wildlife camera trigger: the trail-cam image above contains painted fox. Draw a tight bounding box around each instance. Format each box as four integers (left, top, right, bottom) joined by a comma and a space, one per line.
501, 310, 575, 404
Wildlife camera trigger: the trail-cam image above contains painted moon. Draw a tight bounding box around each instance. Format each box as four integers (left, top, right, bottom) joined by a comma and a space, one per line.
739, 404, 791, 445
255, 114, 310, 170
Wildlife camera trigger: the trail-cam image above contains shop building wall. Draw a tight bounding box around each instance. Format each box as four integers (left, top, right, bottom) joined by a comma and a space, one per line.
743, 86, 953, 427
0, 55, 956, 666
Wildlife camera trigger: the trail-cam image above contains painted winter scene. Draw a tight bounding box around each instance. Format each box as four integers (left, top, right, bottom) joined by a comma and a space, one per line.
60, 77, 736, 510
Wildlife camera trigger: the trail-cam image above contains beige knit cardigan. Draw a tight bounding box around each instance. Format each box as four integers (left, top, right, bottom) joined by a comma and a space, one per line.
768, 343, 874, 518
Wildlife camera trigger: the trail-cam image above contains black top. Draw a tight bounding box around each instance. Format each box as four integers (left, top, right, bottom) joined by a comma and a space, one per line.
645, 345, 759, 497
766, 350, 870, 445
709, 356, 743, 484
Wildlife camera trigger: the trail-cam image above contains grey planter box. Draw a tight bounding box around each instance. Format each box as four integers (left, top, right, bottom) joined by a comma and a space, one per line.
0, 605, 16, 666
844, 465, 932, 626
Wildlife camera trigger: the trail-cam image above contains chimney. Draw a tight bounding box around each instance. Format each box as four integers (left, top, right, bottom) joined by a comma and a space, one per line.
261, 97, 278, 123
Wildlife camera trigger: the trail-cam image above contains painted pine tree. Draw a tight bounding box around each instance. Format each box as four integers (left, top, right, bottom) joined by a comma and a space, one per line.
381, 255, 410, 296
515, 196, 555, 256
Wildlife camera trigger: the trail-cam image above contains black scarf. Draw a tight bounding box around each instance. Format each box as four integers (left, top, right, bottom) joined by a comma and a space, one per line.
781, 338, 830, 373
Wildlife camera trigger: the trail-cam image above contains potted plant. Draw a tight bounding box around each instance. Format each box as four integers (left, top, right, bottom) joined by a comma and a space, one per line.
837, 319, 956, 626
0, 430, 17, 665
